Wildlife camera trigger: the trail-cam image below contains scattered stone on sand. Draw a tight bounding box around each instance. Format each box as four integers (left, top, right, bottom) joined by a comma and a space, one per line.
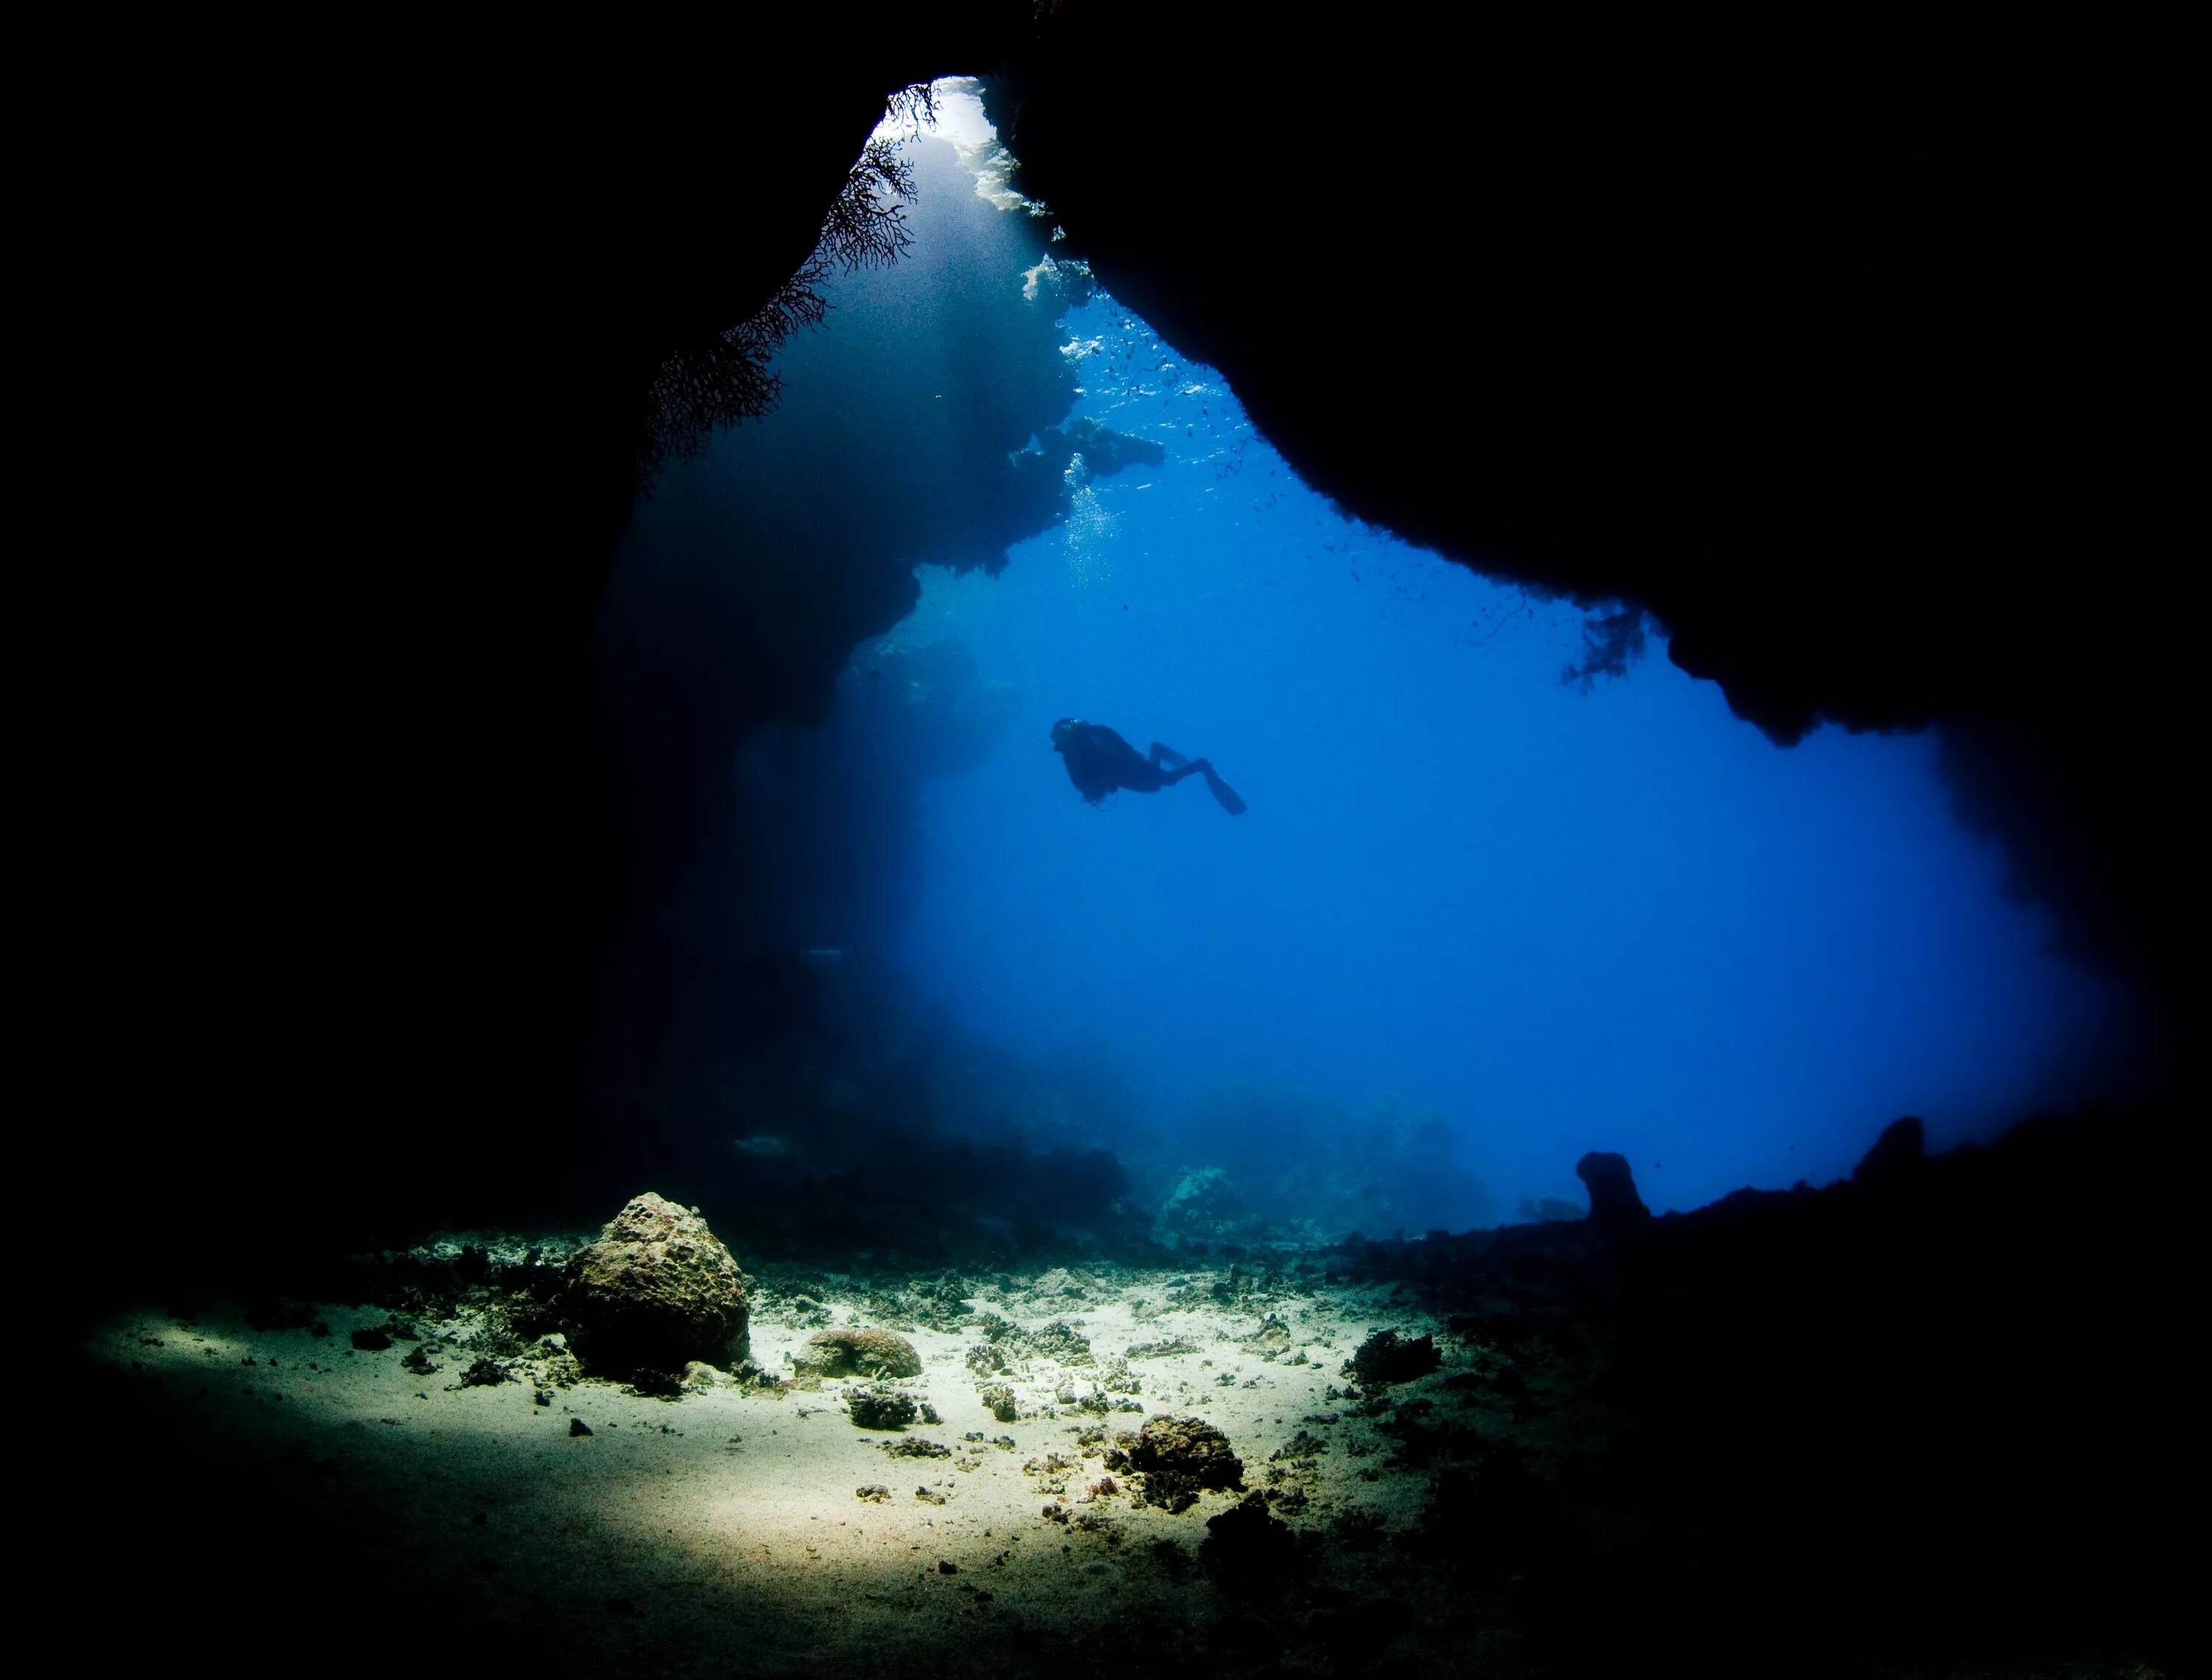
1029, 1267, 1100, 1304
1105, 1415, 1246, 1513
1244, 1314, 1293, 1353
966, 1343, 1012, 1377
1126, 1335, 1199, 1359
886, 1437, 951, 1459
568, 1418, 594, 1437
794, 1327, 922, 1382
978, 1383, 1019, 1423
848, 1388, 918, 1430
855, 1484, 890, 1502
907, 1274, 976, 1330
457, 1357, 511, 1388
349, 1325, 393, 1351
681, 1361, 728, 1392
1029, 1319, 1092, 1364
557, 1193, 751, 1381
400, 1345, 442, 1375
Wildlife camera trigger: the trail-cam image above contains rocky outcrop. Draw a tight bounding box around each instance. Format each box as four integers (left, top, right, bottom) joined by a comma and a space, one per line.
1155, 1167, 1251, 1246
1346, 1329, 1441, 1386
557, 1193, 750, 1380
848, 1388, 918, 1430
1852, 1116, 1926, 1186
1575, 1151, 1651, 1228
794, 1327, 922, 1382
1106, 1415, 1245, 1513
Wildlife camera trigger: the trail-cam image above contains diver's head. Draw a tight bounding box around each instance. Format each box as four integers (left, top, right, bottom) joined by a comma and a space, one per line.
1051, 718, 1082, 751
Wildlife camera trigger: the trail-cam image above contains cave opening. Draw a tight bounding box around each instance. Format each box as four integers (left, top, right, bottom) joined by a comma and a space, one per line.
590, 79, 2160, 1245
52, 46, 2200, 1680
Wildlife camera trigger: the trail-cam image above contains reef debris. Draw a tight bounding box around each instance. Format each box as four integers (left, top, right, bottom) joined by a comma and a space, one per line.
848, 1387, 919, 1430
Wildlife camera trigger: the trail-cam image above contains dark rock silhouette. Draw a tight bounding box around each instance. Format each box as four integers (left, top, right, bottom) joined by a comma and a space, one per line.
1574, 1150, 1651, 1226
1852, 1115, 1927, 1185
1200, 1491, 1298, 1589
1334, 1097, 2206, 1676
1346, 1329, 1441, 1386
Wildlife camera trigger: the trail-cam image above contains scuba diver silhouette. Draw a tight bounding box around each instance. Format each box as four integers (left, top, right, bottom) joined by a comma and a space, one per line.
1050, 718, 1247, 815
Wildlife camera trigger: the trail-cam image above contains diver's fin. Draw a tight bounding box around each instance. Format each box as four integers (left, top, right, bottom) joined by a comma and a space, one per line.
1203, 766, 1247, 816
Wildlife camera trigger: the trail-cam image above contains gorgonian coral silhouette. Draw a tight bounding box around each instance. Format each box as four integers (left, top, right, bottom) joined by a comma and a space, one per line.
639, 91, 932, 482
1561, 606, 1650, 693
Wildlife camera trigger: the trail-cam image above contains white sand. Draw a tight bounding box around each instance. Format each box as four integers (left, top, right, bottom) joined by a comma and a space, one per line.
93, 1265, 1494, 1674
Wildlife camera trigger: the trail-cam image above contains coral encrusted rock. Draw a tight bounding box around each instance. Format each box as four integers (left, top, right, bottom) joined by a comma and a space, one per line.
794, 1327, 923, 1382
557, 1193, 750, 1380
1106, 1415, 1245, 1513
848, 1388, 919, 1430
1346, 1329, 1441, 1386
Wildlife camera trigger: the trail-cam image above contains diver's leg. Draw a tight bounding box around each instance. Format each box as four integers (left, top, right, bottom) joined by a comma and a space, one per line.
1158, 757, 1210, 785
1149, 743, 1190, 770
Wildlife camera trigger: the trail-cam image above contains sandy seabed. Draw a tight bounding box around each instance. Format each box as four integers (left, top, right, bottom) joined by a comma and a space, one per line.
86, 1257, 1556, 1678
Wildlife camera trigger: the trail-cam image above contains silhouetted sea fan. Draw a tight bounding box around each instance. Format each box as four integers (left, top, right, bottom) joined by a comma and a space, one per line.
639, 107, 927, 482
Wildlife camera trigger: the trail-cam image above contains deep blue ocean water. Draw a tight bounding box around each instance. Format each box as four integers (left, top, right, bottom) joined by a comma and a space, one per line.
616, 88, 2152, 1230
886, 288, 2139, 1216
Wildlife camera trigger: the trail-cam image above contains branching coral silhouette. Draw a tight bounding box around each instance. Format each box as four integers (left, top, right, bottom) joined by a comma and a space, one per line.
1561, 606, 1650, 693
639, 87, 934, 482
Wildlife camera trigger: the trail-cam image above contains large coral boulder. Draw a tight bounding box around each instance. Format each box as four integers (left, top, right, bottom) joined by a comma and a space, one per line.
558, 1193, 750, 1379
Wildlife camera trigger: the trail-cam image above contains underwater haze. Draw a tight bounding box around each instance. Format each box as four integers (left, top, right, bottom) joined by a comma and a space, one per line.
604, 84, 2152, 1238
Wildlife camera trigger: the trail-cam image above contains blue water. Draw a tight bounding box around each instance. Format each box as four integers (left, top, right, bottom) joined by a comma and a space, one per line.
874, 291, 2138, 1219
621, 91, 2147, 1230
